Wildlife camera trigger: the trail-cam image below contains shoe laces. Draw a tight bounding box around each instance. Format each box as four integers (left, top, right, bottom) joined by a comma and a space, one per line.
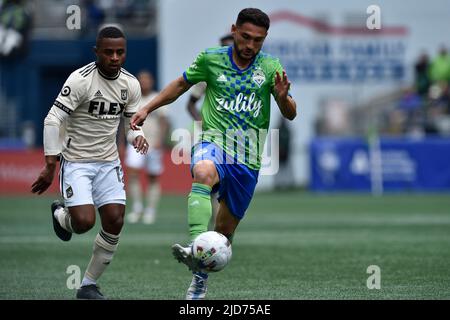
83, 284, 101, 290
192, 273, 208, 288
192, 279, 206, 293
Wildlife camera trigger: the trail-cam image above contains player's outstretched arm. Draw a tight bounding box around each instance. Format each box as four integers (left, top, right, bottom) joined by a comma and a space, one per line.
32, 105, 69, 194
274, 71, 297, 121
130, 76, 192, 129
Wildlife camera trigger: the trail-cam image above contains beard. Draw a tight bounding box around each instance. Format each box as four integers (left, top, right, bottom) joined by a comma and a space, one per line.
234, 39, 258, 61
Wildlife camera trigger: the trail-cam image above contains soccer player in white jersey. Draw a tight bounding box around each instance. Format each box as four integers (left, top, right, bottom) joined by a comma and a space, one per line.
31, 26, 148, 300
125, 70, 169, 224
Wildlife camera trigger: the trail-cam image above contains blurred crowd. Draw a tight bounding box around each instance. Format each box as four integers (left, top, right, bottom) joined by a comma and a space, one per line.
383, 46, 450, 137
315, 46, 450, 138
0, 0, 156, 41
0, 0, 32, 59
80, 0, 156, 35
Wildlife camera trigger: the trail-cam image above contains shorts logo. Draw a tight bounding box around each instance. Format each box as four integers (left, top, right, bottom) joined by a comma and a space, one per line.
61, 86, 71, 97
252, 67, 266, 88
193, 148, 208, 158
121, 89, 128, 100
66, 186, 74, 198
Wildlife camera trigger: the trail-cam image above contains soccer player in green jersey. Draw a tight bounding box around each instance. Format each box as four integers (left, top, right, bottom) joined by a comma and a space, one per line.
131, 8, 297, 299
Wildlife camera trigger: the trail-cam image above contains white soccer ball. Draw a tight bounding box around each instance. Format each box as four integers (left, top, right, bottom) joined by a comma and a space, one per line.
192, 231, 232, 273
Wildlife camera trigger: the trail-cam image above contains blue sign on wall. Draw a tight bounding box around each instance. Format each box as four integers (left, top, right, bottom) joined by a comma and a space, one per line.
310, 137, 450, 192
265, 39, 406, 83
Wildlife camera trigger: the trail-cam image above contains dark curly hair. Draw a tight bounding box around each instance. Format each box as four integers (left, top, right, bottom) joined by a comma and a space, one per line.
236, 8, 270, 31
97, 26, 125, 42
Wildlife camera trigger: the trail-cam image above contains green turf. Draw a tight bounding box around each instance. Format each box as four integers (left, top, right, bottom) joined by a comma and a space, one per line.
1, 192, 450, 299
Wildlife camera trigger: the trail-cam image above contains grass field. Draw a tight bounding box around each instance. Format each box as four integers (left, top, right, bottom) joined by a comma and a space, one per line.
1, 192, 450, 300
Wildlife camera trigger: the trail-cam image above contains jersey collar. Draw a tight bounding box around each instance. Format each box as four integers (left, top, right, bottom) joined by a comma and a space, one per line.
228, 46, 258, 73
96, 63, 121, 80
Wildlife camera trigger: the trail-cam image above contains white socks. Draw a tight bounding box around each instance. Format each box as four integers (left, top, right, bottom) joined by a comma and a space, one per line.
146, 183, 161, 213
83, 229, 119, 286
129, 178, 143, 213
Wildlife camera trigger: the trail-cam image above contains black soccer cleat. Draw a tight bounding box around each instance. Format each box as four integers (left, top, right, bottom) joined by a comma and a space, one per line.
51, 200, 72, 242
76, 284, 107, 300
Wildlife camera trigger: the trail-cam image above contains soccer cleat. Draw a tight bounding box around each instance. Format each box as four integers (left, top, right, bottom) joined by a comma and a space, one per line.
126, 211, 142, 224
186, 272, 208, 300
171, 244, 200, 272
51, 200, 72, 242
76, 284, 106, 300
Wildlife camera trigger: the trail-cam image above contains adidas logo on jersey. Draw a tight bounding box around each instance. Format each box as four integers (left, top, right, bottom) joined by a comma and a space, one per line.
94, 90, 103, 97
217, 74, 227, 82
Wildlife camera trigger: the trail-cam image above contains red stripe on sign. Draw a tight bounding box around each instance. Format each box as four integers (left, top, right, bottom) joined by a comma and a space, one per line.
0, 149, 191, 195
269, 11, 408, 36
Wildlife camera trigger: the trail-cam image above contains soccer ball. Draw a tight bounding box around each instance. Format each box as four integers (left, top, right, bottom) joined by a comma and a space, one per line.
192, 231, 232, 273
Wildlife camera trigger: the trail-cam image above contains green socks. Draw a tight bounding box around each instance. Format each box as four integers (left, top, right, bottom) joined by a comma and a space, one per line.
188, 183, 212, 241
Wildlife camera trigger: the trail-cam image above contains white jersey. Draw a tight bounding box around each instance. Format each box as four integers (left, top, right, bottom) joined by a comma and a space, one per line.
139, 91, 166, 149
190, 82, 207, 99
53, 62, 141, 162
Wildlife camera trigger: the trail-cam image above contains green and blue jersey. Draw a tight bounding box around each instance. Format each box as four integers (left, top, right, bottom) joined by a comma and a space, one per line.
184, 46, 286, 170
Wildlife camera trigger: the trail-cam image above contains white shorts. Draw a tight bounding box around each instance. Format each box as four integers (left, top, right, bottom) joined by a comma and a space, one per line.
59, 158, 126, 208
125, 144, 164, 176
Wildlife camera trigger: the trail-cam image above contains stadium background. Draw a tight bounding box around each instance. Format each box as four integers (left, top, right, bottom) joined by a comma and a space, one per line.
1, 0, 450, 300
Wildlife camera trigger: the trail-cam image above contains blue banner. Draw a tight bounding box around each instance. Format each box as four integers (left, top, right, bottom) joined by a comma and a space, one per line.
310, 137, 450, 192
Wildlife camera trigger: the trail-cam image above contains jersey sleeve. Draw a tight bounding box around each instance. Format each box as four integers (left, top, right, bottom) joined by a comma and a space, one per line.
123, 78, 142, 117
53, 71, 86, 115
183, 50, 208, 84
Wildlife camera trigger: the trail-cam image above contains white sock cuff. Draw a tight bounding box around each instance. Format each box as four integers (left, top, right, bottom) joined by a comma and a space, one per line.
96, 229, 120, 252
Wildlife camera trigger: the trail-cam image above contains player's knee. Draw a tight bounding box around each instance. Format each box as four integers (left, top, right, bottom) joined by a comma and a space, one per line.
193, 161, 217, 186
103, 213, 124, 234
111, 214, 124, 230
72, 214, 96, 234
